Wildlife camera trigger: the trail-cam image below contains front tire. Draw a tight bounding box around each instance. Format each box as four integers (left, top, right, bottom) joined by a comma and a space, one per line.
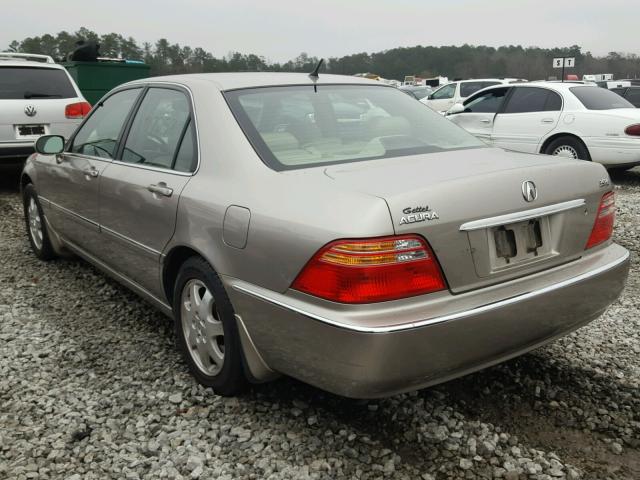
544, 136, 591, 161
22, 184, 56, 261
173, 256, 248, 396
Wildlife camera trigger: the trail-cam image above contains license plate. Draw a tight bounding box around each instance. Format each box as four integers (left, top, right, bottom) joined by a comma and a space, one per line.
15, 125, 46, 138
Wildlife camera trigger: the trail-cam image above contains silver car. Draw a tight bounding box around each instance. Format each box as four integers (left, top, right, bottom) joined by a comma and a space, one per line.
21, 73, 629, 398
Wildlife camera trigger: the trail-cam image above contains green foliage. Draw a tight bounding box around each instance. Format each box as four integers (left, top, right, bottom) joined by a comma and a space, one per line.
5, 28, 640, 80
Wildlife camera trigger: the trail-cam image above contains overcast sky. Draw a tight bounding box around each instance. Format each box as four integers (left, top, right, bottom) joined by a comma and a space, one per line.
2, 0, 634, 62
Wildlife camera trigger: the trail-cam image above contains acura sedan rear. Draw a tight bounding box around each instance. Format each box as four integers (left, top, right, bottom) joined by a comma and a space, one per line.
21, 73, 629, 398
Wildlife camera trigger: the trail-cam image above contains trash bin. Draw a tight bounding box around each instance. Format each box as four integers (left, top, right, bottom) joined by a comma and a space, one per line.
61, 60, 151, 105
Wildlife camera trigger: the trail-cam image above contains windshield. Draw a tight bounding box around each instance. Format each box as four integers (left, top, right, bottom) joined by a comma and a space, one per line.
570, 86, 634, 110
0, 67, 76, 99
225, 85, 484, 171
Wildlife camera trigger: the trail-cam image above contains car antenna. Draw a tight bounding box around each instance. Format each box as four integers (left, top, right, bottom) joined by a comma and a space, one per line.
309, 58, 324, 91
309, 58, 324, 79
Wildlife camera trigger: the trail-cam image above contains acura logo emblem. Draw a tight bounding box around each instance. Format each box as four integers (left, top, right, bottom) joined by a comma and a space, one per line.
522, 181, 537, 202
24, 105, 37, 117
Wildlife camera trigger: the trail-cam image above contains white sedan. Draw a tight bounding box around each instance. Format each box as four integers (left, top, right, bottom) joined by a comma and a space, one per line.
446, 82, 640, 169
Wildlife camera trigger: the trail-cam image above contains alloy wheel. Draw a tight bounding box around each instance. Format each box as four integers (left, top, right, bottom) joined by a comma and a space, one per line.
27, 197, 43, 250
181, 279, 225, 376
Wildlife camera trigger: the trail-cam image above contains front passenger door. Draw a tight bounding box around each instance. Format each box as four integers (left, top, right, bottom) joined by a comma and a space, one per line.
448, 87, 510, 144
98, 87, 197, 299
35, 88, 142, 256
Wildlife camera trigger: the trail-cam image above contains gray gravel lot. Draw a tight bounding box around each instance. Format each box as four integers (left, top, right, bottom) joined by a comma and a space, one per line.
1, 168, 638, 480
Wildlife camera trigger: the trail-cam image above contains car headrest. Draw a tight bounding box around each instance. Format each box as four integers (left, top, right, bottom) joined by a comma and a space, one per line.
368, 116, 411, 138
260, 132, 300, 151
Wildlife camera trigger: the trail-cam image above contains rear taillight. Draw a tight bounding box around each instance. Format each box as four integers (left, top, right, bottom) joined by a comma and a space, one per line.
65, 101, 92, 119
624, 124, 640, 136
291, 235, 446, 303
585, 192, 616, 249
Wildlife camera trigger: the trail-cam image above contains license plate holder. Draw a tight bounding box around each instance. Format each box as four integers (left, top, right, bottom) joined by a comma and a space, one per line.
488, 217, 552, 270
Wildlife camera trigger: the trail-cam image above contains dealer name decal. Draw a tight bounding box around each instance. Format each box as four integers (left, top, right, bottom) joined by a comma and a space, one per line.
400, 206, 439, 225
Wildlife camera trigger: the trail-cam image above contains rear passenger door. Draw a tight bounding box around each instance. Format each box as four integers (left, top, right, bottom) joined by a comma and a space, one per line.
491, 87, 562, 153
98, 86, 198, 299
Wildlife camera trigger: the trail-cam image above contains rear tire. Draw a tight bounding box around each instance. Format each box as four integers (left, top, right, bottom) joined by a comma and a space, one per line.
544, 136, 591, 161
22, 184, 56, 261
173, 256, 248, 396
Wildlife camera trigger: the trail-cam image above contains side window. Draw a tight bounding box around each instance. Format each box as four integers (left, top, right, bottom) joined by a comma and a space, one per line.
463, 88, 509, 113
431, 83, 456, 100
503, 87, 558, 114
460, 81, 500, 98
121, 88, 191, 170
70, 88, 141, 158
173, 121, 197, 173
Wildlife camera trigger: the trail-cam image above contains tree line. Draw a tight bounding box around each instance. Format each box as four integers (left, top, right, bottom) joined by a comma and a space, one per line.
6, 28, 640, 81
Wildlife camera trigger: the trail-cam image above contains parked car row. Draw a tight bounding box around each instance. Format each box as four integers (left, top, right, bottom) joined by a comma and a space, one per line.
439, 81, 640, 170
0, 53, 90, 163
22, 72, 629, 398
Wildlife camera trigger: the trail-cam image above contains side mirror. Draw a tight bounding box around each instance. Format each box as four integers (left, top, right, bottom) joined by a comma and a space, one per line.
427, 93, 435, 100
446, 103, 465, 116
35, 135, 65, 155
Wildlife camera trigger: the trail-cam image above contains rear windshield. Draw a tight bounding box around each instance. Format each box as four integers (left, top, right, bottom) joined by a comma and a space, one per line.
225, 84, 484, 171
570, 86, 634, 110
0, 67, 76, 99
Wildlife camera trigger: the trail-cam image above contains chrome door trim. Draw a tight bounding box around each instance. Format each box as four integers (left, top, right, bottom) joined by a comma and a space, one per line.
101, 225, 162, 256
230, 249, 628, 334
459, 199, 586, 232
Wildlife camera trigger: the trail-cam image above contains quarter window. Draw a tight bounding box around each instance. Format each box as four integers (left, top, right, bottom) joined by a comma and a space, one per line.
70, 88, 141, 158
173, 121, 197, 173
503, 87, 562, 113
463, 88, 509, 113
121, 88, 191, 170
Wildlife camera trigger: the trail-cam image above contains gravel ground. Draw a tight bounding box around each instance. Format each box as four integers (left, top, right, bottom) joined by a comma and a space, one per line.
1, 168, 638, 480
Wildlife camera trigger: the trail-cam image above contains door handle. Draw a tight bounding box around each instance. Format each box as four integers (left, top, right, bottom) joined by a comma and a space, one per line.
147, 183, 173, 197
82, 167, 99, 178
541, 118, 555, 124
480, 119, 492, 124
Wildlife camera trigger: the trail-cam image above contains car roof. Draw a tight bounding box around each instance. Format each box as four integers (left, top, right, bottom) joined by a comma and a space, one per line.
129, 72, 383, 91
0, 59, 66, 70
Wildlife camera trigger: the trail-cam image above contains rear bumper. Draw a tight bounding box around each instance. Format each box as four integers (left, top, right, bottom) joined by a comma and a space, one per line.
225, 243, 629, 398
0, 141, 34, 160
584, 137, 640, 167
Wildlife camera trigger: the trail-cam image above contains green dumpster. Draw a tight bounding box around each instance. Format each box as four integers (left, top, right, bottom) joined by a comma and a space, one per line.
61, 61, 151, 105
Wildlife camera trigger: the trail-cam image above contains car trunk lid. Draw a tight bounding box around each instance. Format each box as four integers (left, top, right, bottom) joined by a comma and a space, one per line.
323, 147, 610, 293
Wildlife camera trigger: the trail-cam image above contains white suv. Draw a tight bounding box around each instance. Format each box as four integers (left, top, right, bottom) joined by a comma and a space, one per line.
421, 78, 525, 114
0, 53, 90, 163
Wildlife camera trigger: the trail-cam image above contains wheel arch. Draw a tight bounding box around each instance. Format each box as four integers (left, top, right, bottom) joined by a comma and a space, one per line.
539, 132, 590, 158
162, 245, 208, 306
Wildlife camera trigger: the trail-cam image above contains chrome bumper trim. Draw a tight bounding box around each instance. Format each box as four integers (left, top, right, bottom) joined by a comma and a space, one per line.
459, 199, 586, 232
232, 249, 629, 334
